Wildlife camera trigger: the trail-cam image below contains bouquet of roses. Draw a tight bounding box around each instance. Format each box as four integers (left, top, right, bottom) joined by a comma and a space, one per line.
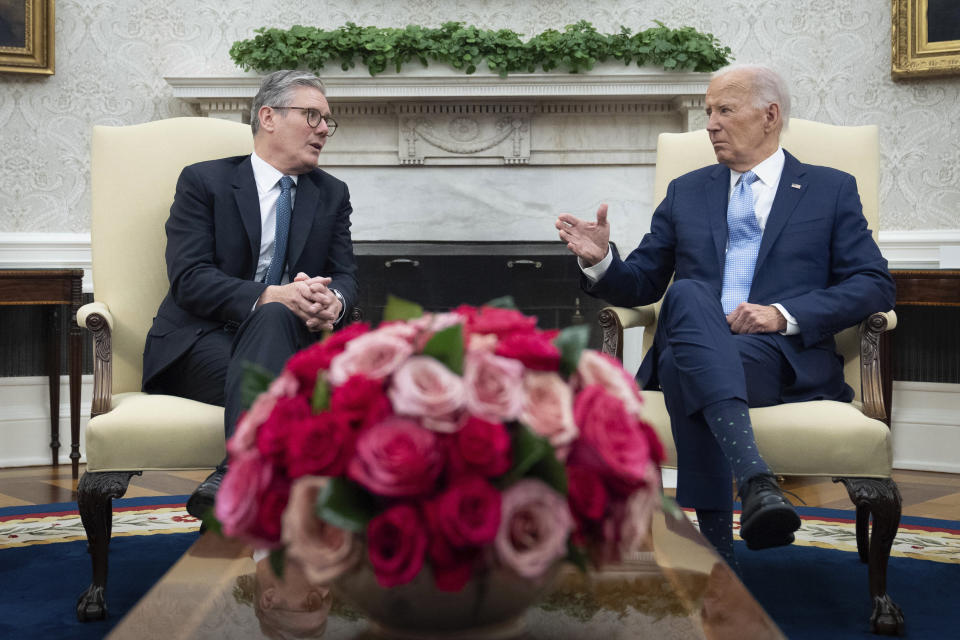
214, 296, 664, 592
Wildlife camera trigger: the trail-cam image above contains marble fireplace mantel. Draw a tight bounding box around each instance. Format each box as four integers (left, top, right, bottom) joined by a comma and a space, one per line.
164, 65, 711, 252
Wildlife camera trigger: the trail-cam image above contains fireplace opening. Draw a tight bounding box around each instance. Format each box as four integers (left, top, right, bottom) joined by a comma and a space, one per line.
353, 241, 608, 348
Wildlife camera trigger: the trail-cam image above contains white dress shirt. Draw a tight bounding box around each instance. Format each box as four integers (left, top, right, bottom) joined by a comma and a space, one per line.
249, 151, 344, 321
581, 146, 798, 334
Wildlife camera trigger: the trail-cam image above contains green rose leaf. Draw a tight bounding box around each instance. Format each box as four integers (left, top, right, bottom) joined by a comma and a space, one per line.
483, 295, 518, 309
316, 477, 377, 533
269, 547, 285, 579
554, 324, 591, 378
422, 324, 465, 375
383, 294, 424, 322
500, 423, 551, 486
312, 372, 331, 413
240, 361, 275, 410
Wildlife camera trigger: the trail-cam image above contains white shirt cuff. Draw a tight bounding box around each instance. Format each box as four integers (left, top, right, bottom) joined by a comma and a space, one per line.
773, 303, 799, 335
580, 249, 613, 283
332, 288, 346, 324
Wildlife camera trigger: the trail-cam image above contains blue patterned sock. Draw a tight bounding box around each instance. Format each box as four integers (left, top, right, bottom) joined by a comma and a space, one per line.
696, 508, 739, 571
702, 398, 771, 493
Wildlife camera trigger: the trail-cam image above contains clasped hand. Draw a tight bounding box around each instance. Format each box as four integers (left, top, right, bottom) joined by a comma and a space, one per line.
258, 272, 342, 332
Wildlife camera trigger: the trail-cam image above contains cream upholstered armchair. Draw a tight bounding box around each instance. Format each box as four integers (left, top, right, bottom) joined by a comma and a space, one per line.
597, 119, 904, 635
75, 118, 253, 621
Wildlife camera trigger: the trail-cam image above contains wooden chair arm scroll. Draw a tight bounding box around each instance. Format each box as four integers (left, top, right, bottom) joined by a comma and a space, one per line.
859, 310, 897, 422
598, 305, 657, 360
77, 302, 114, 418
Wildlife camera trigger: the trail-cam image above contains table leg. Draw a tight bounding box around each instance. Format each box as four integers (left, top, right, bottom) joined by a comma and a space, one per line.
47, 306, 61, 467
70, 280, 82, 479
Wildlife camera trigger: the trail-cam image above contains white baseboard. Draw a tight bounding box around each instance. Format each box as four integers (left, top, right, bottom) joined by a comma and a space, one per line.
0, 376, 92, 468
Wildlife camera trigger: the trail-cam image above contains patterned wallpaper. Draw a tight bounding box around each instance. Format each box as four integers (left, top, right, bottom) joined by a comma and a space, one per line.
1, 0, 958, 233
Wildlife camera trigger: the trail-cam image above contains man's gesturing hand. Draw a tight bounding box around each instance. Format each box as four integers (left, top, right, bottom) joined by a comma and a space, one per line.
555, 204, 610, 267
726, 303, 787, 334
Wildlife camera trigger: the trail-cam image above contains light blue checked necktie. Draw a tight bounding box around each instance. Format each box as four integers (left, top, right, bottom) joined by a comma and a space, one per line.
721, 170, 761, 315
265, 176, 294, 286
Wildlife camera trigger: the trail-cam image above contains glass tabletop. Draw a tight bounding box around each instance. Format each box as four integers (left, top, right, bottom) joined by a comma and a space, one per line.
106, 503, 784, 640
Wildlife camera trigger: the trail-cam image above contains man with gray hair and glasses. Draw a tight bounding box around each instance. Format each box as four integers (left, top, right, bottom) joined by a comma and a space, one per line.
142, 70, 359, 519
557, 65, 894, 568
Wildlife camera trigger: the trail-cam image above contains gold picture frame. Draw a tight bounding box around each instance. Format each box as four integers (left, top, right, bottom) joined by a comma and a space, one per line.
893, 0, 960, 78
0, 0, 54, 75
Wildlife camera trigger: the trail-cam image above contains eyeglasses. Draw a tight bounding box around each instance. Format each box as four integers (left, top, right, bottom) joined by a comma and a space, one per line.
270, 106, 338, 136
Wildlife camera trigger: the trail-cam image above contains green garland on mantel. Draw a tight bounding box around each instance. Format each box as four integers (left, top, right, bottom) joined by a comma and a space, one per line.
229, 20, 732, 78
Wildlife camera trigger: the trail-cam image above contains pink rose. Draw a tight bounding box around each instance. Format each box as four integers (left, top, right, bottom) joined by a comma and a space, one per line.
495, 479, 573, 579
388, 356, 465, 427
228, 392, 277, 457
520, 371, 578, 458
347, 417, 445, 497
448, 416, 512, 478
429, 476, 502, 548
328, 331, 414, 385
282, 476, 361, 584
463, 350, 525, 422
367, 504, 428, 587
268, 369, 300, 398
215, 451, 289, 548
576, 350, 644, 418
618, 467, 661, 558
286, 322, 370, 389
285, 412, 355, 479
571, 385, 652, 495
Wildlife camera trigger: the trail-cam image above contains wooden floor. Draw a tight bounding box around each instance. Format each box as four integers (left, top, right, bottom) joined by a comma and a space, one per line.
0, 465, 958, 521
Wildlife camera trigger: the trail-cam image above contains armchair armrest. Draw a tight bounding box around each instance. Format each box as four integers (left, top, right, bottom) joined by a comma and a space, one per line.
598, 305, 658, 360
860, 310, 897, 422
78, 301, 115, 417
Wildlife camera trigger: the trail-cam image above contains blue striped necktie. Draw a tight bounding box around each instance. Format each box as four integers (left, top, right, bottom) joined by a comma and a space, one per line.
721, 170, 761, 315
265, 176, 293, 286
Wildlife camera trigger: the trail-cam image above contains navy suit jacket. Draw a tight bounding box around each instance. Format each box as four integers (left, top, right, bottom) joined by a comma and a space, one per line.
142, 155, 359, 389
584, 150, 895, 404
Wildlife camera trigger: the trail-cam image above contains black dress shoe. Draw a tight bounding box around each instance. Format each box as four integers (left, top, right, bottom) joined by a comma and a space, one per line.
186, 469, 225, 521
738, 474, 801, 550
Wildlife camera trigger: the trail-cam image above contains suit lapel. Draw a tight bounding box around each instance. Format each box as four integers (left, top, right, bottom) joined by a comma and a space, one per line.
232, 157, 262, 272
755, 150, 807, 272
287, 170, 323, 271
706, 164, 731, 272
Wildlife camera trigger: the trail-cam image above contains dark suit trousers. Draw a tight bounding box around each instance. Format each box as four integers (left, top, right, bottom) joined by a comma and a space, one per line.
148, 303, 318, 449
654, 280, 790, 510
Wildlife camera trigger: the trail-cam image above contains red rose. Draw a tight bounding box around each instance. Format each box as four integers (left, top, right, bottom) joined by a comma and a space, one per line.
256, 395, 311, 463
330, 374, 387, 426
285, 412, 355, 479
347, 417, 445, 497
367, 504, 428, 587
430, 476, 502, 548
566, 465, 609, 522
247, 473, 292, 545
494, 331, 561, 371
286, 322, 371, 389
571, 385, 652, 495
448, 416, 511, 478
423, 500, 477, 592
460, 306, 538, 339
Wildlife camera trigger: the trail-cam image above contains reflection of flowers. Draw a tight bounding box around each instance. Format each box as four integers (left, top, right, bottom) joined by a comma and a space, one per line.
215, 302, 664, 593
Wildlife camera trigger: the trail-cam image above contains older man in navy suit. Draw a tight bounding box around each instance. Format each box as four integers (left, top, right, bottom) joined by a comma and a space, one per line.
556, 65, 894, 567
142, 70, 359, 519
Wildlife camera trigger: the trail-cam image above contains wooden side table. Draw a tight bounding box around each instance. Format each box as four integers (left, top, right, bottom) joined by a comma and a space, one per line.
0, 269, 84, 478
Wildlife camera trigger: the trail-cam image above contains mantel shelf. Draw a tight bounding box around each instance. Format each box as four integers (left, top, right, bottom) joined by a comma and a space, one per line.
165, 64, 712, 103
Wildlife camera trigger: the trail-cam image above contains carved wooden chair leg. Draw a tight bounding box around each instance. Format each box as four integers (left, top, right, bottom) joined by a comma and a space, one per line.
855, 502, 871, 563
836, 477, 905, 636
76, 470, 141, 622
